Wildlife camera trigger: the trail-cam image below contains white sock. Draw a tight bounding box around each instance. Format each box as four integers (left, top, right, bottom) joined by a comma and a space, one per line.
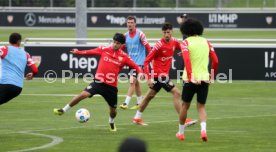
109, 117, 114, 124
178, 124, 185, 134
124, 96, 131, 105
62, 104, 71, 112
200, 122, 207, 132
134, 110, 143, 119
136, 96, 143, 105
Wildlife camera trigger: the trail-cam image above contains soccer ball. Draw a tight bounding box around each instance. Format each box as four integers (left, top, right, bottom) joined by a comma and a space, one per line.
75, 108, 90, 123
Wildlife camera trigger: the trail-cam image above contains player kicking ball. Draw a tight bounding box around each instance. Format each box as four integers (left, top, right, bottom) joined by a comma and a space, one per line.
132, 22, 197, 127
54, 33, 143, 132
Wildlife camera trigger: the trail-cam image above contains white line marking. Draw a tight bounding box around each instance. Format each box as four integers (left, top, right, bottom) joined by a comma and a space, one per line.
1, 114, 275, 152
21, 93, 77, 97
2, 114, 275, 135
7, 131, 63, 152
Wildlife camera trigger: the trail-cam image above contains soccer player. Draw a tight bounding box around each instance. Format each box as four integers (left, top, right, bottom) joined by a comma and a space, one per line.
53, 33, 143, 132
176, 18, 219, 141
119, 16, 151, 110
132, 22, 197, 126
0, 33, 38, 105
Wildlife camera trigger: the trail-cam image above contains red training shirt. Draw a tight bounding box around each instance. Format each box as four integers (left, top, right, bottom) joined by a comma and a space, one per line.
73, 45, 143, 87
144, 38, 181, 79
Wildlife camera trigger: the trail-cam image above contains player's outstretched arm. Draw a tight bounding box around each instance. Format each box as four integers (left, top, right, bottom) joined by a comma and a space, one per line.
70, 48, 79, 54
70, 47, 103, 56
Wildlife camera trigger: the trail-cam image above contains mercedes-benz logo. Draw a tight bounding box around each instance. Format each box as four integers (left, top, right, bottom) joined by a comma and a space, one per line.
24, 13, 36, 26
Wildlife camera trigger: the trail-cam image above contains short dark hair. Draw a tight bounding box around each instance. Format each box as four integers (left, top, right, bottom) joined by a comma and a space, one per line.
162, 22, 173, 31
127, 16, 136, 23
180, 18, 204, 36
9, 33, 22, 44
113, 33, 125, 44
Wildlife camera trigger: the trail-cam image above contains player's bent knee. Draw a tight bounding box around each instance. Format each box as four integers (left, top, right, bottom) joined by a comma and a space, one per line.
110, 111, 117, 118
81, 91, 91, 98
172, 90, 181, 98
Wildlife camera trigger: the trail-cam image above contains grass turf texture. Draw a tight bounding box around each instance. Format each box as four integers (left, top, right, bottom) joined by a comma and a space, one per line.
0, 79, 276, 152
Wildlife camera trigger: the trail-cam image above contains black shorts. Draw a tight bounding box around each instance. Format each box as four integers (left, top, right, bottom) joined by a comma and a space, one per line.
150, 77, 175, 93
84, 80, 118, 108
0, 84, 22, 105
129, 65, 143, 78
182, 82, 209, 104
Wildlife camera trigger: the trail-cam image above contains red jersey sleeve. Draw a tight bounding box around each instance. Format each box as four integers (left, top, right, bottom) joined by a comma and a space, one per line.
139, 31, 151, 52
181, 40, 192, 81
143, 41, 160, 79
74, 46, 103, 56
0, 46, 8, 59
207, 40, 219, 75
26, 53, 39, 75
124, 55, 143, 74
174, 38, 182, 53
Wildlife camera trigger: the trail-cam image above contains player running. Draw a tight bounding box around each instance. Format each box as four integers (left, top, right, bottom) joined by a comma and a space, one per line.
119, 16, 151, 110
132, 22, 197, 126
54, 33, 143, 132
176, 18, 219, 141
0, 33, 38, 105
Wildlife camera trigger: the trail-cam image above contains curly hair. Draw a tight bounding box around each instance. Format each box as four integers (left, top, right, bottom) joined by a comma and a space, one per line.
180, 18, 204, 36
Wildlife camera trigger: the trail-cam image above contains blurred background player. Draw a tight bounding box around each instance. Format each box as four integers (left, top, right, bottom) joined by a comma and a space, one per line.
118, 137, 147, 152
132, 22, 197, 127
179, 14, 188, 40
0, 33, 38, 105
53, 33, 143, 132
120, 16, 151, 110
178, 13, 189, 73
176, 18, 219, 141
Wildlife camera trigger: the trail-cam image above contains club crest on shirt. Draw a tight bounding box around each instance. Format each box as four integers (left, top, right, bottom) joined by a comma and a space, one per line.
32, 56, 42, 67
118, 56, 123, 62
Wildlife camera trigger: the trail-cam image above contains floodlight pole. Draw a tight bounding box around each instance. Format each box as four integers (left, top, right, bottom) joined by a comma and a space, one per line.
76, 0, 87, 44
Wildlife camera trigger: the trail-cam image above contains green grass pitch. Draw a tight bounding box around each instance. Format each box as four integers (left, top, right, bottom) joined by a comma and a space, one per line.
0, 79, 276, 152
0, 28, 276, 151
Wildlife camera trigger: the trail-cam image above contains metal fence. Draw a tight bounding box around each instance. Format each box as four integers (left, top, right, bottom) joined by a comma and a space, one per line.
1, 0, 276, 8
